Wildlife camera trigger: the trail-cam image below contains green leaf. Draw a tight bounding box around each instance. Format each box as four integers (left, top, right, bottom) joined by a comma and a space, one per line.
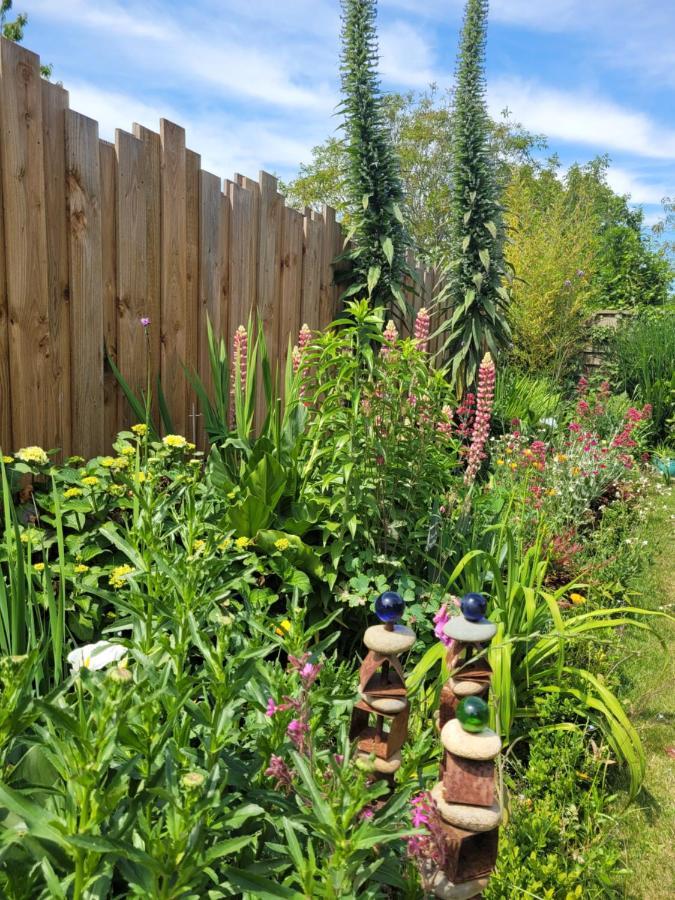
367, 266, 381, 296
223, 868, 301, 899
381, 236, 394, 266
484, 220, 497, 239
462, 235, 471, 252
479, 248, 490, 270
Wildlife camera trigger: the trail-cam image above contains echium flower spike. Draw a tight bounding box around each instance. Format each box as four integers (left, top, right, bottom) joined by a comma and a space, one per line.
380, 319, 399, 359
414, 307, 430, 352
464, 352, 496, 485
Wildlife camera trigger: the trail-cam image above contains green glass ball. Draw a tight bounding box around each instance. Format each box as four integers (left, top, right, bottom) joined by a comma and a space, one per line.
456, 696, 489, 733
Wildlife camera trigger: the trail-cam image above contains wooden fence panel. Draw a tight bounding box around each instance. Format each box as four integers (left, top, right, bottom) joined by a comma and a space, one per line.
42, 80, 71, 457
227, 176, 258, 341
0, 41, 55, 451
279, 205, 303, 380
99, 139, 118, 450
0, 146, 9, 453
115, 128, 147, 430
66, 110, 104, 457
185, 148, 200, 440
318, 204, 336, 329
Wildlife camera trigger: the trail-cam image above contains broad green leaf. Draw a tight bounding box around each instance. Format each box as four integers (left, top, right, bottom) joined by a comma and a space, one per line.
367, 265, 381, 296
381, 236, 394, 266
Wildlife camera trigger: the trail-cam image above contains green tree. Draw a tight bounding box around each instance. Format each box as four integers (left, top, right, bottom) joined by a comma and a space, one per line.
437, 0, 510, 391
1, 0, 52, 78
337, 0, 410, 314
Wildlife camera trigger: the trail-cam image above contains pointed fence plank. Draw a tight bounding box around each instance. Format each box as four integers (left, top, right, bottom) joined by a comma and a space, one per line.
198, 170, 222, 406
185, 148, 200, 441
301, 209, 323, 332
66, 110, 104, 458
42, 80, 71, 458
160, 119, 188, 436
279, 205, 303, 383
0, 41, 54, 450
99, 139, 117, 451
227, 176, 259, 343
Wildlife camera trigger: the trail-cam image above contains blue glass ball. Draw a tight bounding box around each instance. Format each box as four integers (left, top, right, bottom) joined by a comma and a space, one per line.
375, 591, 405, 623
460, 592, 488, 623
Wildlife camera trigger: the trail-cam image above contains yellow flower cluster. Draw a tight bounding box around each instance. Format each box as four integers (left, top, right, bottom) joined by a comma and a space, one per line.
2, 455, 12, 464
16, 446, 49, 465
162, 434, 187, 449
82, 476, 99, 486
131, 424, 148, 436
109, 564, 134, 589
235, 536, 252, 550
218, 538, 232, 551
33, 562, 45, 572
64, 487, 83, 499
100, 457, 116, 468
569, 593, 586, 606
119, 445, 135, 457
274, 538, 290, 552
133, 471, 147, 484
74, 564, 90, 574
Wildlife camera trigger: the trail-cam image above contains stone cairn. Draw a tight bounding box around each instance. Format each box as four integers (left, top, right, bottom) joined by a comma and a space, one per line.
425, 592, 502, 899
350, 591, 415, 784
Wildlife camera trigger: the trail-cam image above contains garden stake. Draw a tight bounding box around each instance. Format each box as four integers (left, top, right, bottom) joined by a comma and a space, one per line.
423, 592, 501, 899
350, 591, 415, 788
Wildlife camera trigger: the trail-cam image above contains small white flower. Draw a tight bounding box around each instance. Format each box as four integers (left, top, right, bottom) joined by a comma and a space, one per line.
67, 641, 127, 672
539, 417, 557, 428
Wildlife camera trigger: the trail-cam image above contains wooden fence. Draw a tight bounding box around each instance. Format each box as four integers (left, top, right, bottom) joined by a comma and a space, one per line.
0, 38, 437, 457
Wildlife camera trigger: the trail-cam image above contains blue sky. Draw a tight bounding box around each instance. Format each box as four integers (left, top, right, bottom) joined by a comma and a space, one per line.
21, 0, 675, 230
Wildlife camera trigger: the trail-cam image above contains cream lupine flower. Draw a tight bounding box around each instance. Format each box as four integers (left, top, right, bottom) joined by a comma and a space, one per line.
67, 641, 127, 673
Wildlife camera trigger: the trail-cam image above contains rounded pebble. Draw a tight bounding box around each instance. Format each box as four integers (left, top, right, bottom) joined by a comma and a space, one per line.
431, 782, 501, 832
441, 718, 501, 760
356, 750, 402, 774
449, 677, 488, 697
359, 693, 407, 714
419, 861, 489, 900
443, 617, 496, 643
364, 624, 416, 655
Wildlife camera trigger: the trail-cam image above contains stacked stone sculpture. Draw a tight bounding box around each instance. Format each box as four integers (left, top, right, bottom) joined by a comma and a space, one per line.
350, 591, 415, 783
427, 593, 502, 899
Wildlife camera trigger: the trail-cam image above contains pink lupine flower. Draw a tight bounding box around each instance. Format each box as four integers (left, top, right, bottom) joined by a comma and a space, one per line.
230, 325, 248, 427
298, 323, 312, 350
433, 604, 454, 648
266, 697, 279, 717
414, 307, 430, 352
464, 353, 496, 485
265, 754, 293, 792
380, 320, 399, 358
292, 345, 302, 375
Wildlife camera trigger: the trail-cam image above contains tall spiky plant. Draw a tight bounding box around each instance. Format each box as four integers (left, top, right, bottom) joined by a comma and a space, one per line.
339, 0, 411, 317
438, 0, 510, 391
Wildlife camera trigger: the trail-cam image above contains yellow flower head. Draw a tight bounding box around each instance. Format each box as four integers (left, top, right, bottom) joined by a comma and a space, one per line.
119, 446, 135, 457
109, 564, 135, 589
496, 459, 505, 466
16, 446, 49, 466
235, 536, 252, 550
131, 424, 148, 436
33, 562, 45, 572
133, 471, 147, 484
509, 462, 517, 471
2, 455, 13, 464
112, 457, 129, 469
100, 457, 116, 468
275, 619, 292, 637
274, 538, 290, 552
570, 593, 586, 606
82, 476, 99, 486
218, 538, 233, 551
107, 484, 125, 497
64, 487, 83, 499
74, 564, 90, 574
162, 434, 187, 449
191, 539, 206, 554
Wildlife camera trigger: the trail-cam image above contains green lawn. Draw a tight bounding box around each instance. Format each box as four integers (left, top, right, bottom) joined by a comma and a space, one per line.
620, 477, 675, 899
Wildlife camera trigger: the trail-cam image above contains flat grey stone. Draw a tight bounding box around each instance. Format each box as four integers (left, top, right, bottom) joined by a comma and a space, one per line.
443, 616, 496, 643
449, 677, 488, 697
359, 693, 407, 714
356, 750, 402, 774
431, 782, 501, 832
363, 624, 416, 655
419, 862, 490, 900
441, 718, 501, 760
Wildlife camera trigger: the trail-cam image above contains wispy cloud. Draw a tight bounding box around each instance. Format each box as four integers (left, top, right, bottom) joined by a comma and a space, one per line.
489, 77, 675, 160
379, 21, 441, 87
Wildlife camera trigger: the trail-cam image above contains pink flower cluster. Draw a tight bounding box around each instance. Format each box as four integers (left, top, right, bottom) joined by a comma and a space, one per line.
464, 353, 496, 485
432, 597, 460, 648
611, 405, 651, 453
288, 652, 322, 689
414, 307, 430, 352
406, 792, 447, 868
435, 404, 454, 436
264, 754, 293, 792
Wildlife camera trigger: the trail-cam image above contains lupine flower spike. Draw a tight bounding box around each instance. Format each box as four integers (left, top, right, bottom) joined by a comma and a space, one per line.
464, 352, 496, 485
414, 307, 430, 352
380, 320, 399, 359
230, 325, 248, 427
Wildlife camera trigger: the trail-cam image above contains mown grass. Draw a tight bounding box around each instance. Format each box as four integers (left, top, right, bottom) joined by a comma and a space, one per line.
620, 477, 675, 898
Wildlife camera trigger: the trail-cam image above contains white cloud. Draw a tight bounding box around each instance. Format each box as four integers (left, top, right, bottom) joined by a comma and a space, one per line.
604, 166, 670, 206
379, 21, 440, 87
488, 77, 675, 160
